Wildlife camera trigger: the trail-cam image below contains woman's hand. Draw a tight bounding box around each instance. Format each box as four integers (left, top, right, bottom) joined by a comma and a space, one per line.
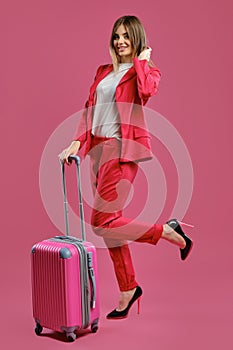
138, 47, 152, 62
59, 140, 80, 165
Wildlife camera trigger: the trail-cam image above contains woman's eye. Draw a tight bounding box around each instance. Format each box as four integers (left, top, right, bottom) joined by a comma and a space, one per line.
113, 34, 119, 40
124, 33, 129, 39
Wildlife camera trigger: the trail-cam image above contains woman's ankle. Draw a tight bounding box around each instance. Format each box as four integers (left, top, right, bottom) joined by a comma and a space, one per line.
117, 288, 137, 311
161, 224, 186, 248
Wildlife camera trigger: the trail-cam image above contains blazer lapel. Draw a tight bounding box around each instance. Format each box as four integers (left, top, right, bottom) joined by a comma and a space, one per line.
89, 65, 113, 102
88, 64, 136, 105
117, 66, 136, 86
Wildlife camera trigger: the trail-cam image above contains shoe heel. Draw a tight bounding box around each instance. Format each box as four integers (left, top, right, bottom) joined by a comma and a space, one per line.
179, 221, 194, 228
137, 297, 141, 315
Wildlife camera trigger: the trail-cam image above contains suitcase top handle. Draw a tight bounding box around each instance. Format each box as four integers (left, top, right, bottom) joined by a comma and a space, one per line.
60, 155, 86, 240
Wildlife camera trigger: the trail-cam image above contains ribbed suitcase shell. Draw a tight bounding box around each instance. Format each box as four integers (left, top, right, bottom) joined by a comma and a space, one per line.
31, 155, 99, 341
31, 238, 99, 340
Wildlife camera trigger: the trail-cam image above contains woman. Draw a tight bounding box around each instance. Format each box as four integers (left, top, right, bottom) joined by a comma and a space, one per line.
59, 15, 193, 319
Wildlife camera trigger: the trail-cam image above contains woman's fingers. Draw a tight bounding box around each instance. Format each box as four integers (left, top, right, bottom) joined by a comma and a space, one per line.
65, 152, 72, 165
58, 150, 65, 161
145, 47, 152, 58
138, 47, 152, 61
59, 141, 80, 165
59, 149, 71, 164
64, 150, 73, 165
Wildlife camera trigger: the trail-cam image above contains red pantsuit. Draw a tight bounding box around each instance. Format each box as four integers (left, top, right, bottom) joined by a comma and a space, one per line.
89, 136, 163, 291
73, 58, 162, 291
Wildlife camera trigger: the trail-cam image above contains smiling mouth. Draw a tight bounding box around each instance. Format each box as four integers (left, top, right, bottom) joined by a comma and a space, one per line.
118, 46, 128, 52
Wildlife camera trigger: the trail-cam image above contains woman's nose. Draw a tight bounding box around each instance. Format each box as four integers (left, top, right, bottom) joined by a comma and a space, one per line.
118, 35, 124, 44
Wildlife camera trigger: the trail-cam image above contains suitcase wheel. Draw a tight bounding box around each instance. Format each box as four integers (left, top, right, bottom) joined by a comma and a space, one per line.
35, 323, 43, 336
66, 332, 76, 342
91, 319, 99, 333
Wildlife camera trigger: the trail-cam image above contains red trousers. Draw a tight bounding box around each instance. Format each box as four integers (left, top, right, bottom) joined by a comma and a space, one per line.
89, 136, 163, 292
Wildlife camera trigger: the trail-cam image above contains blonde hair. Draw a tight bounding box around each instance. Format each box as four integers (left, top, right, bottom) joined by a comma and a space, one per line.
109, 15, 153, 71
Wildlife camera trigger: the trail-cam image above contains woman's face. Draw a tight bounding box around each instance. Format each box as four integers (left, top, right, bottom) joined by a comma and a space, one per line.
113, 24, 133, 63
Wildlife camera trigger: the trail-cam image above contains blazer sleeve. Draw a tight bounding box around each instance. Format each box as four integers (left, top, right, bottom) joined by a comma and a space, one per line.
72, 65, 105, 148
72, 100, 89, 149
133, 57, 161, 102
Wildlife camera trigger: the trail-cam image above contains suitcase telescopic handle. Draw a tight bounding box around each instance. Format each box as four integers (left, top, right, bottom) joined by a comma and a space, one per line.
60, 155, 86, 240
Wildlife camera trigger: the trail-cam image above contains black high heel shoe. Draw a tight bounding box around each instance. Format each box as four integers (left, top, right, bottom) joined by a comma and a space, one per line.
166, 219, 193, 260
106, 286, 143, 319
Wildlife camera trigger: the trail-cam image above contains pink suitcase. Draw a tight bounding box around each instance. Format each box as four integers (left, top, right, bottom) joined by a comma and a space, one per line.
31, 155, 100, 342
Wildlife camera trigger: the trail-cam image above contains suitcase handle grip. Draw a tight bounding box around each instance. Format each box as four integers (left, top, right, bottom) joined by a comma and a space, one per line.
60, 155, 86, 240
88, 252, 96, 309
68, 155, 80, 165
89, 268, 96, 309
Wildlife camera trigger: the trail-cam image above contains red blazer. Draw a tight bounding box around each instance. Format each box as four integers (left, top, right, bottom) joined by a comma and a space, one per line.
73, 57, 161, 162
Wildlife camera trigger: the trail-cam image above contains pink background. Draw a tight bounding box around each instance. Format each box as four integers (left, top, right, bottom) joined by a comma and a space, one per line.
1, 0, 232, 349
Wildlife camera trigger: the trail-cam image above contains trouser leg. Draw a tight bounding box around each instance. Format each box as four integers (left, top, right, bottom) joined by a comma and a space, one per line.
89, 138, 162, 291
90, 143, 163, 244
104, 239, 138, 292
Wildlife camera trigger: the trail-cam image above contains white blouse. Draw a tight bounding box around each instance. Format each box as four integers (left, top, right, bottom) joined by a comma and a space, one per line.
92, 63, 133, 138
